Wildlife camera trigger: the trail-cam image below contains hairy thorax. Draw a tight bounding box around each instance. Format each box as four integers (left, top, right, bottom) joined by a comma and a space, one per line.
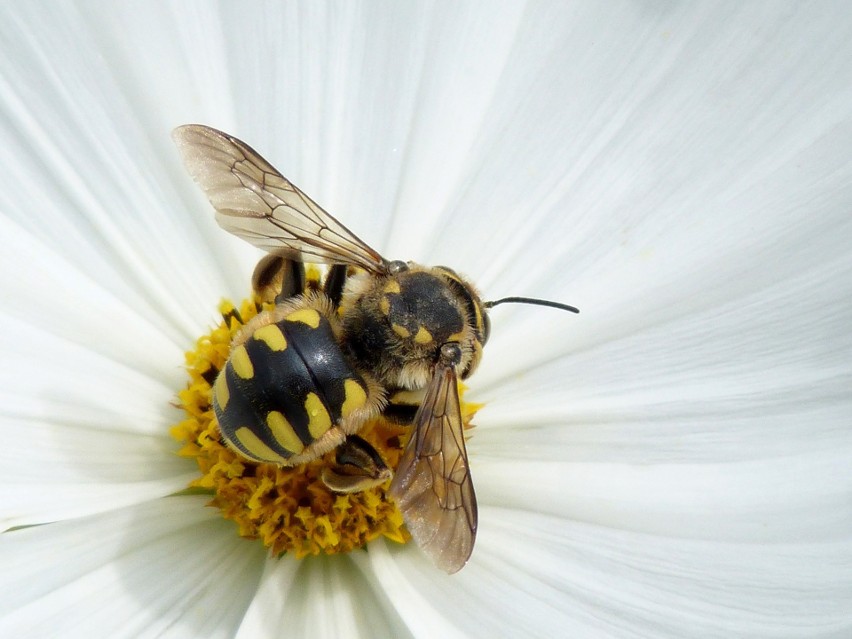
340, 265, 480, 390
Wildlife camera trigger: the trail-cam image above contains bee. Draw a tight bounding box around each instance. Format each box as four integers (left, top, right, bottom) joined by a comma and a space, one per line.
172, 125, 578, 573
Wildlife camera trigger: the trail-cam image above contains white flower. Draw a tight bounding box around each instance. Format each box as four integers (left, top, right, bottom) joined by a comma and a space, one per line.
2, 2, 851, 637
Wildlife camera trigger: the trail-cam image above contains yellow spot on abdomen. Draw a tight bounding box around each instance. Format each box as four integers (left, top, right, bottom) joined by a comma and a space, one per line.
379, 296, 391, 315
266, 411, 304, 454
341, 379, 367, 418
230, 344, 254, 379
234, 427, 289, 464
305, 392, 332, 439
383, 280, 401, 294
392, 323, 411, 338
285, 308, 321, 328
213, 371, 230, 410
253, 324, 288, 351
414, 326, 433, 344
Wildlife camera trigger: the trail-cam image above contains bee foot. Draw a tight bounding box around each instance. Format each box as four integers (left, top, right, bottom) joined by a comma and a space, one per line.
321, 435, 392, 493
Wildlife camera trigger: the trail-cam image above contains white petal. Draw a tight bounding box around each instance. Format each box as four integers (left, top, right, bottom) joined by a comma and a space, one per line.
361, 535, 573, 638
475, 510, 852, 637
0, 307, 195, 529
467, 211, 852, 542
467, 2, 852, 381
354, 540, 468, 639
0, 216, 184, 384
234, 558, 301, 639
0, 496, 265, 638
0, 2, 246, 531
451, 4, 852, 297
361, 513, 852, 638
215, 1, 528, 261
0, 3, 255, 342
475, 447, 852, 539
239, 553, 408, 639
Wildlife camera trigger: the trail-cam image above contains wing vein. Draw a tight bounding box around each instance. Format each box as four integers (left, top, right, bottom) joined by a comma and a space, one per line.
172, 124, 388, 273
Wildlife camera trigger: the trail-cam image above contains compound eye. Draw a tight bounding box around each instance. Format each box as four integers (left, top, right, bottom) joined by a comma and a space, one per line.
387, 260, 409, 274
434, 265, 460, 279
481, 311, 491, 345
440, 342, 462, 367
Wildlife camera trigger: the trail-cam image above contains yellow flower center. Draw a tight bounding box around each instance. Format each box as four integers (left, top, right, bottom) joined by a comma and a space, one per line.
171, 289, 480, 559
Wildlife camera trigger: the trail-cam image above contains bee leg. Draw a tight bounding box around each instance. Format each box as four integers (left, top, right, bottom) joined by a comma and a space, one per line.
252, 254, 306, 304
321, 435, 392, 493
324, 264, 349, 307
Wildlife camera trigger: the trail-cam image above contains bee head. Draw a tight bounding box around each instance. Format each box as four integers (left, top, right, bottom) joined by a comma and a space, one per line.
341, 262, 577, 391
340, 263, 488, 389
430, 265, 489, 379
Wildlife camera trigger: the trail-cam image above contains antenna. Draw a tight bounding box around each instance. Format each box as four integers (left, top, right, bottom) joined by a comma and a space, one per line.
484, 297, 579, 314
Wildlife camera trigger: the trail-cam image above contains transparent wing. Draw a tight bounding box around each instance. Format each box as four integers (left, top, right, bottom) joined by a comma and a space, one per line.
389, 361, 478, 573
172, 124, 388, 273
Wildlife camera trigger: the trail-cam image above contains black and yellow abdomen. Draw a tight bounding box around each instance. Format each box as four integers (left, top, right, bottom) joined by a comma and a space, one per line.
212, 305, 372, 465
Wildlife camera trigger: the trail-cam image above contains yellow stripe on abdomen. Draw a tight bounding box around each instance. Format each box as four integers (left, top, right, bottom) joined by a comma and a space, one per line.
253, 324, 288, 351
233, 426, 289, 464
285, 308, 321, 328
230, 344, 254, 379
213, 371, 230, 410
341, 379, 367, 418
304, 392, 332, 439
266, 410, 304, 454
